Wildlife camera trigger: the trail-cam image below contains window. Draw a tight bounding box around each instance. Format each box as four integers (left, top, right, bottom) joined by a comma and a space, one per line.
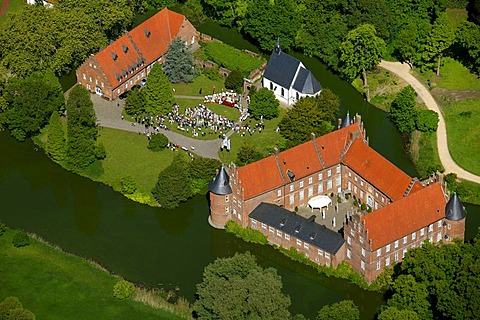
367, 196, 373, 207
277, 189, 281, 197
385, 257, 390, 266
354, 185, 358, 193
269, 226, 274, 233
238, 213, 242, 220
285, 234, 290, 240
299, 191, 304, 201
308, 187, 313, 197
360, 236, 364, 244
89, 76, 92, 82
375, 192, 378, 197
420, 228, 425, 236
225, 207, 229, 214
308, 177, 313, 184
276, 230, 282, 237
304, 243, 309, 249
296, 239, 302, 246
327, 180, 332, 190
327, 170, 331, 177
429, 224, 433, 232
360, 191, 364, 199
94, 65, 96, 69
233, 208, 236, 216
318, 173, 323, 180
347, 236, 351, 245
348, 181, 352, 190
350, 228, 354, 236
377, 249, 381, 257
362, 248, 366, 257
382, 197, 385, 203
376, 260, 381, 270
86, 84, 91, 90
299, 181, 304, 188
437, 232, 442, 243
386, 244, 391, 252
403, 236, 408, 244
403, 249, 407, 258
262, 223, 267, 230
289, 195, 294, 205
251, 219, 257, 227
101, 82, 104, 88
318, 249, 323, 256
355, 176, 358, 182
95, 79, 98, 85
269, 82, 273, 90
281, 87, 285, 96
325, 252, 330, 259
361, 261, 365, 270
336, 176, 341, 187
225, 195, 229, 203
361, 181, 364, 187
336, 166, 341, 174
318, 184, 323, 193
412, 232, 416, 241
394, 240, 399, 248
375, 202, 379, 210
289, 185, 294, 192
83, 73, 86, 80
233, 197, 236, 205
411, 244, 416, 249
437, 220, 442, 228
394, 252, 399, 262
347, 249, 351, 259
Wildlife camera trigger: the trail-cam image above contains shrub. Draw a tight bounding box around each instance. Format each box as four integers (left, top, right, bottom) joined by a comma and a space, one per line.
148, 133, 168, 151
95, 143, 107, 160
11, 129, 27, 142
225, 221, 268, 245
225, 69, 244, 92
295, 206, 299, 212
12, 231, 30, 247
0, 220, 6, 236
367, 207, 373, 213
345, 193, 350, 200
416, 109, 439, 132
337, 196, 342, 203
353, 199, 358, 206
113, 280, 135, 300
361, 203, 367, 211
120, 176, 138, 195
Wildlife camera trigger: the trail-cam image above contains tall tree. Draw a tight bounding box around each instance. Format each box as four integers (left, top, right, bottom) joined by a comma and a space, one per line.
142, 64, 174, 115
378, 306, 419, 320
124, 87, 146, 116
393, 18, 431, 67
454, 21, 480, 74
66, 85, 98, 168
193, 252, 292, 320
339, 24, 386, 85
163, 37, 195, 83
316, 300, 360, 320
1, 70, 64, 141
236, 141, 264, 166
201, 0, 245, 27
46, 112, 67, 162
389, 86, 417, 133
422, 13, 455, 75
248, 88, 279, 120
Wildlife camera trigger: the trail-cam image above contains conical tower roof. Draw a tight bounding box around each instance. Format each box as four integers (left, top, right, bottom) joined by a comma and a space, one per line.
341, 111, 351, 128
445, 193, 466, 221
209, 166, 232, 195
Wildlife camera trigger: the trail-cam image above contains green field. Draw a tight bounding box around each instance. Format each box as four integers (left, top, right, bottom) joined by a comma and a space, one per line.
443, 99, 480, 175
414, 57, 480, 90
0, 229, 183, 320
172, 74, 225, 97
219, 108, 286, 164
84, 128, 175, 204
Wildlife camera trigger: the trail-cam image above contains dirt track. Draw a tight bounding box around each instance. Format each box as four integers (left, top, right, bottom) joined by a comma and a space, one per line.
0, 0, 10, 17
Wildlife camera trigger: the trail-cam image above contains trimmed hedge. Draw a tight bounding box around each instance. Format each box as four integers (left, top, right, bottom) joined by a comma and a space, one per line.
225, 221, 268, 245
203, 42, 264, 76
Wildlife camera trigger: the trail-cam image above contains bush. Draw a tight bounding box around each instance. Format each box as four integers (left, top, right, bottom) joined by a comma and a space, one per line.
95, 143, 107, 160
361, 203, 367, 211
12, 231, 30, 247
113, 280, 135, 300
225, 221, 268, 245
416, 109, 439, 132
225, 69, 244, 92
11, 129, 26, 142
148, 133, 168, 151
120, 176, 138, 195
0, 296, 35, 320
345, 193, 350, 200
0, 220, 6, 236
353, 199, 358, 206
337, 196, 342, 203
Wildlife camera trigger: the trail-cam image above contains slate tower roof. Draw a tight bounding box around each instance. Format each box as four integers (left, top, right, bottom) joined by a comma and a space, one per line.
341, 111, 351, 128
209, 166, 232, 195
292, 67, 322, 94
445, 193, 466, 221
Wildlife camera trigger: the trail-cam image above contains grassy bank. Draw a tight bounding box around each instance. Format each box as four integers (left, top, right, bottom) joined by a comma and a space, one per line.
0, 228, 185, 320
172, 74, 225, 96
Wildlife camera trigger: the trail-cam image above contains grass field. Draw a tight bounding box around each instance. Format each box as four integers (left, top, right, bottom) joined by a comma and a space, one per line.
172, 74, 225, 97
414, 57, 480, 90
0, 229, 183, 320
219, 108, 286, 164
443, 99, 480, 176
0, 0, 25, 26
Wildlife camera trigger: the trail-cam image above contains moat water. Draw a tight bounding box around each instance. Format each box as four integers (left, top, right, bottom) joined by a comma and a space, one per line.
8, 12, 480, 320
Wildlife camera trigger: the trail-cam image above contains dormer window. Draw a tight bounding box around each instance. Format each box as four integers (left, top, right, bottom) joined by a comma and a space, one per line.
122, 44, 128, 53
144, 29, 151, 37
294, 225, 301, 233
286, 169, 295, 182
279, 217, 287, 227
309, 233, 317, 240
111, 52, 118, 61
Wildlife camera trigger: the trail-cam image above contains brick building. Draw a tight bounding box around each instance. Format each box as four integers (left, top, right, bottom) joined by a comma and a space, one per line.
208, 114, 466, 282
76, 8, 198, 100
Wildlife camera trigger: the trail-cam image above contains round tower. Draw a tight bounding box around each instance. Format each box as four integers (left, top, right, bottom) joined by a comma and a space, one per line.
444, 193, 467, 242
208, 166, 232, 229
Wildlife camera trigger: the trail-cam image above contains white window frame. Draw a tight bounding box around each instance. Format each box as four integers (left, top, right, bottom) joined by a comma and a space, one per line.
361, 248, 366, 257
394, 240, 399, 249
327, 170, 332, 177
296, 239, 302, 246
285, 234, 290, 241
269, 226, 274, 233
386, 244, 391, 252
308, 177, 313, 184
376, 248, 381, 257
385, 257, 390, 266
361, 261, 365, 270
277, 189, 281, 197
299, 181, 304, 188
376, 260, 381, 270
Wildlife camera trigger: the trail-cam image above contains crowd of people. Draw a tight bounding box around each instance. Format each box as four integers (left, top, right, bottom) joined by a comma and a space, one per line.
204, 91, 240, 108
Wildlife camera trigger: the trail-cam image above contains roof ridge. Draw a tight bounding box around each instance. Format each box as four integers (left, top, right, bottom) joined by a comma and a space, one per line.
403, 178, 419, 197
340, 132, 355, 161
273, 149, 288, 184
312, 135, 326, 168
126, 32, 144, 63
166, 8, 172, 41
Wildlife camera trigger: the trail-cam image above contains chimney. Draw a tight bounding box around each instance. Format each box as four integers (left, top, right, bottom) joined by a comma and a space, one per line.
338, 118, 342, 129
274, 147, 279, 156
311, 132, 316, 140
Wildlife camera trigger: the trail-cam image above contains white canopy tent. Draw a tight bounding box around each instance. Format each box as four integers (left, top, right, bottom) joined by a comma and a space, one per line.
308, 195, 332, 219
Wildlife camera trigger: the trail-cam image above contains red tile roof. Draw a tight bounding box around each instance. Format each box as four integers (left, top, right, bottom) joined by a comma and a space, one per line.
363, 183, 446, 250
237, 156, 285, 200
316, 124, 362, 168
93, 8, 187, 89
277, 140, 322, 181
343, 139, 413, 201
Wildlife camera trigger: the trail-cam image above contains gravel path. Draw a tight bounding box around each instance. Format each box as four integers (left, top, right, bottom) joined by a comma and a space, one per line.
92, 94, 223, 160
379, 60, 480, 183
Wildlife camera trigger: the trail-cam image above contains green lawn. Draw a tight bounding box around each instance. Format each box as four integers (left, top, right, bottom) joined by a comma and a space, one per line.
219, 108, 286, 164
0, 0, 26, 26
443, 99, 480, 175
446, 8, 468, 29
414, 57, 480, 90
0, 229, 183, 320
88, 128, 175, 203
172, 74, 225, 97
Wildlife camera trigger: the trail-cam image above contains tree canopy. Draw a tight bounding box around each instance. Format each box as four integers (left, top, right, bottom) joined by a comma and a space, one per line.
193, 252, 292, 320
142, 64, 174, 115
46, 111, 67, 162
389, 86, 417, 134
248, 88, 279, 120
163, 37, 196, 83
316, 300, 359, 320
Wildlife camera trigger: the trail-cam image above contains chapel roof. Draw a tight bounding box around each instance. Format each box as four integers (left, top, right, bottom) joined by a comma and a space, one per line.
292, 67, 322, 94
263, 47, 301, 89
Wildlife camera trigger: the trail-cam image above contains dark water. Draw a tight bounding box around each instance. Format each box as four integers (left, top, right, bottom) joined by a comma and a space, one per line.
9, 13, 479, 320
